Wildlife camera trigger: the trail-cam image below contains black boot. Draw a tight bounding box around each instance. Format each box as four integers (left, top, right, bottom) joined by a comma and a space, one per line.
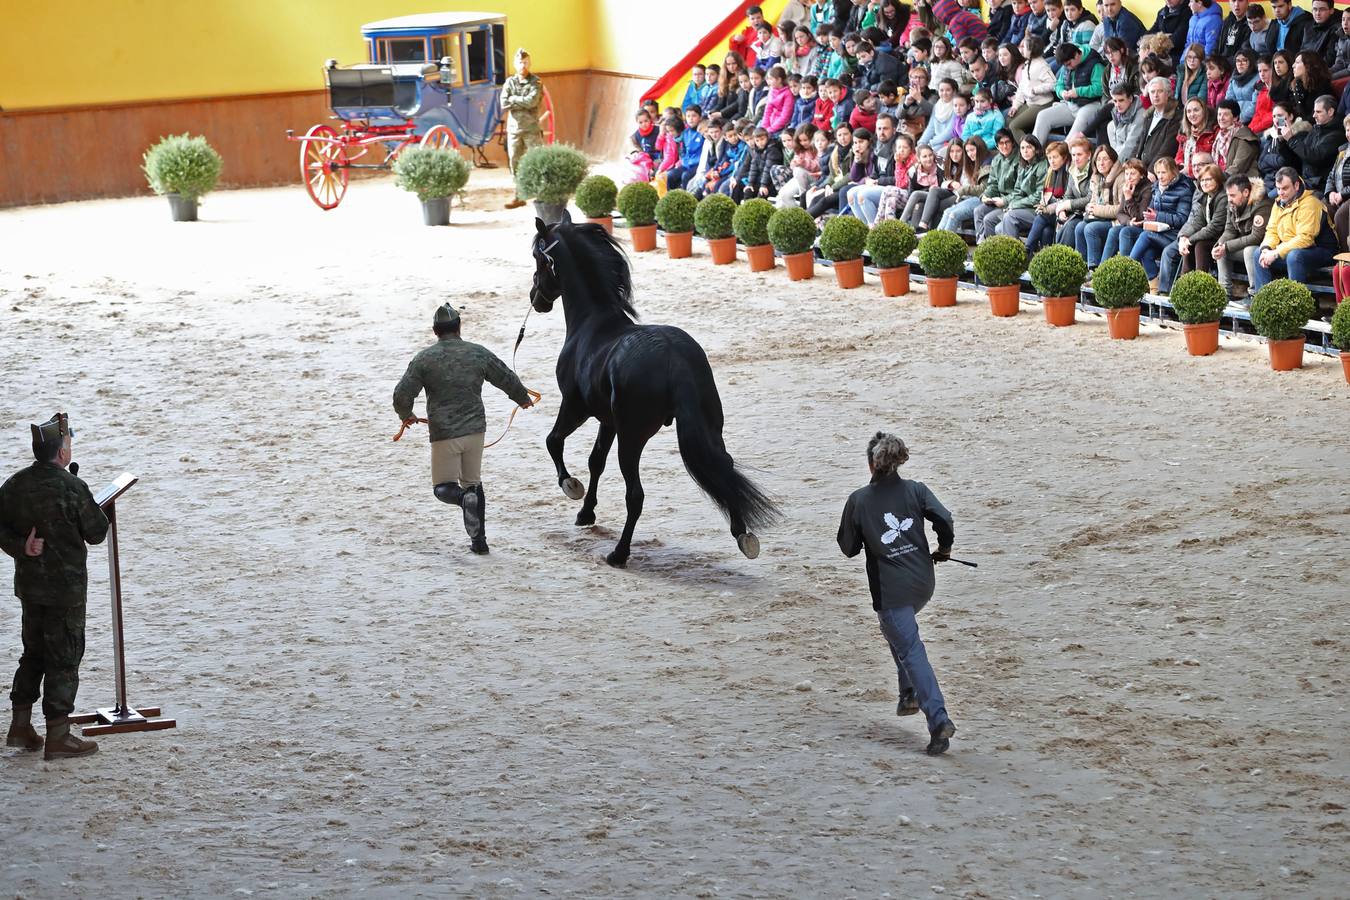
465, 485, 488, 554
926, 720, 956, 756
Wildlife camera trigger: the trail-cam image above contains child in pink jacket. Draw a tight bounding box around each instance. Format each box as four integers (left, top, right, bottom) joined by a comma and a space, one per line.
760, 65, 795, 136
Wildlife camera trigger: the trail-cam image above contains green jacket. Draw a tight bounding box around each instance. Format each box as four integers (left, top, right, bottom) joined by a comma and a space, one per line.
501, 74, 544, 134
0, 462, 109, 606
983, 153, 1021, 200
393, 335, 531, 442
1007, 158, 1049, 209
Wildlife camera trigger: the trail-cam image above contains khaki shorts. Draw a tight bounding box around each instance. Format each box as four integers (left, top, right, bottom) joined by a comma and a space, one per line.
430, 433, 485, 486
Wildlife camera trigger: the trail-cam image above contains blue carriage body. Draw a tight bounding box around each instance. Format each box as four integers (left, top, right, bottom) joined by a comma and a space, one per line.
328, 11, 507, 147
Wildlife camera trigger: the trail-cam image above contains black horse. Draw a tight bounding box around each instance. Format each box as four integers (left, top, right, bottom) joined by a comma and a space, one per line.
528, 214, 780, 567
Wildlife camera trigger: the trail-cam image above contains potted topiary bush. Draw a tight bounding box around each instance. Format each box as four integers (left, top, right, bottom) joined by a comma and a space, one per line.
1250, 278, 1316, 371
516, 144, 588, 224
392, 146, 472, 225
820, 215, 871, 288
1028, 244, 1089, 326
733, 198, 776, 272
768, 207, 818, 281
575, 174, 618, 233
1091, 256, 1150, 339
617, 182, 660, 252
142, 133, 223, 222
695, 193, 738, 264
866, 220, 918, 296
972, 236, 1027, 317
655, 189, 698, 259
1332, 297, 1350, 383
916, 229, 968, 307
1169, 271, 1230, 356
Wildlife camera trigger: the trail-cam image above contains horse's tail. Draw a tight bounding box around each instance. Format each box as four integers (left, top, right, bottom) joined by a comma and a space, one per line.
671, 355, 781, 534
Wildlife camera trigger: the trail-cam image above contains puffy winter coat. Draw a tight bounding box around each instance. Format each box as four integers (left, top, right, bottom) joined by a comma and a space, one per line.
1286, 119, 1343, 192
1178, 186, 1229, 243
762, 86, 795, 134
1149, 174, 1195, 230
1218, 178, 1273, 256
1183, 2, 1222, 56
1225, 72, 1261, 123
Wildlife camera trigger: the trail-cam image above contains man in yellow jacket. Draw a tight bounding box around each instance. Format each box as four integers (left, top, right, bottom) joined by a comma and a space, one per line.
1249, 166, 1338, 289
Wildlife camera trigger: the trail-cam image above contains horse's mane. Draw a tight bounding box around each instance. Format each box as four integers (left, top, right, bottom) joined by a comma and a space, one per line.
557, 221, 638, 322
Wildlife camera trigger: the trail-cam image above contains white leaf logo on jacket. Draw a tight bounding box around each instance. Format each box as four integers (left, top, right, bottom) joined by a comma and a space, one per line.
881, 514, 914, 545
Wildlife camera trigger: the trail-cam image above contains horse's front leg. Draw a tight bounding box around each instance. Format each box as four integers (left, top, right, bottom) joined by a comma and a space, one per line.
575, 423, 615, 527
545, 394, 590, 501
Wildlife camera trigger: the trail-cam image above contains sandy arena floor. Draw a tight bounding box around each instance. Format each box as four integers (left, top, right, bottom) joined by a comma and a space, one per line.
1, 168, 1347, 898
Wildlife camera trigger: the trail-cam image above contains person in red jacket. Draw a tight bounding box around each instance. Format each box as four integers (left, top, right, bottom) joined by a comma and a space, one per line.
730, 5, 776, 69
850, 89, 879, 130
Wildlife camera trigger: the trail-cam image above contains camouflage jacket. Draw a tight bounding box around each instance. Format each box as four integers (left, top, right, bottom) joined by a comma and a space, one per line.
501, 74, 544, 134
393, 335, 531, 442
0, 462, 109, 606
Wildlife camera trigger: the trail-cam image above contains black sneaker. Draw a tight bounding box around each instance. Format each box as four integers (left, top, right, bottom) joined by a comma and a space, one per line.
896, 690, 920, 717
926, 720, 956, 756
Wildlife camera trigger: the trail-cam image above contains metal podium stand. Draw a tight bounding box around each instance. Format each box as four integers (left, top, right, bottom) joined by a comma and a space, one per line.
69, 473, 177, 736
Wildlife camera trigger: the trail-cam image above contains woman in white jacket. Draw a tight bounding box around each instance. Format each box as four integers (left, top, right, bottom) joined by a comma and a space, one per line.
1006, 35, 1057, 140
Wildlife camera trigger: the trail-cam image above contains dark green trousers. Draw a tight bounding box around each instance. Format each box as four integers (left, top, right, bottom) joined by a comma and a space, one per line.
10, 601, 85, 719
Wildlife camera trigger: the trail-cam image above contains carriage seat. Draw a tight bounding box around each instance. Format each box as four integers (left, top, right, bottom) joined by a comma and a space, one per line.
327, 66, 414, 121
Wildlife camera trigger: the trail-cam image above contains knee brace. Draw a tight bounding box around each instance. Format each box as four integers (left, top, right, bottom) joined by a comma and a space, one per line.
434, 482, 467, 506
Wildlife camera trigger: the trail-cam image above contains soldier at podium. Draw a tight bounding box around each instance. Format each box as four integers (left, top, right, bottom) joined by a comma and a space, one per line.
0, 413, 108, 760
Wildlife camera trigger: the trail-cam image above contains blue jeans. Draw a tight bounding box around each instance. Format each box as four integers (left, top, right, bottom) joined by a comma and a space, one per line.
838, 183, 861, 217
1078, 220, 1115, 265
1249, 245, 1336, 290
1103, 224, 1138, 264
877, 605, 949, 731
850, 185, 887, 224
940, 196, 983, 231
1026, 212, 1058, 252
1127, 229, 1172, 279
1056, 217, 1083, 248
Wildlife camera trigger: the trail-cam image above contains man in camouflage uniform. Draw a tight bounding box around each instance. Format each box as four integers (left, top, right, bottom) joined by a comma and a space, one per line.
1, 413, 108, 760
501, 48, 546, 210
394, 303, 535, 554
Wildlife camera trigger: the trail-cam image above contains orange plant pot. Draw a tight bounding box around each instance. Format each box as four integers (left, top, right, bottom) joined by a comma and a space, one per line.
707, 236, 737, 265
784, 251, 815, 281
1266, 337, 1305, 371
1043, 295, 1076, 326
987, 284, 1020, 317
926, 276, 958, 307
1105, 305, 1141, 340
1342, 351, 1350, 383
665, 231, 693, 259
745, 243, 775, 272
832, 257, 865, 289
878, 265, 910, 297
1183, 321, 1220, 356
586, 216, 613, 234
630, 223, 658, 252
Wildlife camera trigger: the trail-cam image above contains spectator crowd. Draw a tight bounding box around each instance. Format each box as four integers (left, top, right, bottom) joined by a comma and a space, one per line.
623, 0, 1350, 301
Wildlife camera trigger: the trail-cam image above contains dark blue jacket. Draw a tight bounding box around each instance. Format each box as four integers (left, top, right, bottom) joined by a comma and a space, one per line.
1150, 173, 1194, 229
1102, 8, 1145, 53
790, 94, 817, 129
1005, 9, 1032, 46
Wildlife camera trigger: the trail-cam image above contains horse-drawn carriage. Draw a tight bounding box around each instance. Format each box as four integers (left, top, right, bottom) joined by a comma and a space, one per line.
288, 12, 556, 210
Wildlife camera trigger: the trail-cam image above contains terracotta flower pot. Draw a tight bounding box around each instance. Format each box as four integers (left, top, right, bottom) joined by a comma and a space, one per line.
1105, 305, 1141, 340
1341, 351, 1350, 384
926, 276, 958, 307
665, 231, 693, 259
878, 265, 910, 297
987, 284, 1020, 317
1183, 321, 1220, 356
586, 215, 613, 234
1042, 295, 1076, 326
745, 243, 775, 272
707, 236, 737, 265
832, 257, 865, 289
1266, 337, 1305, 371
630, 223, 658, 252
784, 251, 815, 281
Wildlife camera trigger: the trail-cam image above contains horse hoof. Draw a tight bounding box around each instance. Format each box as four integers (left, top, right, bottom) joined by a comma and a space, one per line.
575, 509, 596, 526
737, 533, 760, 560
561, 477, 585, 500
605, 550, 629, 568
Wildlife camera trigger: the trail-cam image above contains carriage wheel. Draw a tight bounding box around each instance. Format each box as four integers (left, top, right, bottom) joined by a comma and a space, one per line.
540, 86, 557, 145
420, 125, 460, 151
300, 124, 349, 211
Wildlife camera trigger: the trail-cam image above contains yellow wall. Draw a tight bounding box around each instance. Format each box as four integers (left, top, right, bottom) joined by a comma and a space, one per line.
0, 0, 591, 110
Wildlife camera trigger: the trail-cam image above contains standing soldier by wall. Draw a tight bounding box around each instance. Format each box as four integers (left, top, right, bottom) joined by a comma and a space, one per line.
502, 48, 546, 210
1, 413, 108, 760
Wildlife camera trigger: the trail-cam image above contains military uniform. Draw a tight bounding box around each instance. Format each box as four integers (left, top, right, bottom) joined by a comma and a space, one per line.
501, 52, 545, 201
393, 304, 531, 553
1, 413, 108, 758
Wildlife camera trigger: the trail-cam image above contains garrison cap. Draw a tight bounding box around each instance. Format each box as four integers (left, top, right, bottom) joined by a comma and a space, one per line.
433, 302, 461, 328
31, 412, 71, 459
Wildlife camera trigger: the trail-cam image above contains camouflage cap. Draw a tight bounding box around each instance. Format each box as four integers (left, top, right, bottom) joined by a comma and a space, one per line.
31, 412, 71, 459
433, 302, 461, 328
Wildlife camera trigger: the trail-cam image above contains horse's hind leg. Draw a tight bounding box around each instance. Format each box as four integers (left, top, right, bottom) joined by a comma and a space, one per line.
576, 423, 615, 527
605, 430, 652, 568
729, 512, 759, 559
546, 395, 589, 501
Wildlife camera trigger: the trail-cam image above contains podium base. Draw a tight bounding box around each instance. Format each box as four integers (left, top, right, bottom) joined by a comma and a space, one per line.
69, 705, 177, 736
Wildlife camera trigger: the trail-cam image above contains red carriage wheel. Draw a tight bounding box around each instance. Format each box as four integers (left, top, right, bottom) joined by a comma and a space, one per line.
300, 124, 349, 211
420, 125, 459, 151
540, 86, 557, 145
